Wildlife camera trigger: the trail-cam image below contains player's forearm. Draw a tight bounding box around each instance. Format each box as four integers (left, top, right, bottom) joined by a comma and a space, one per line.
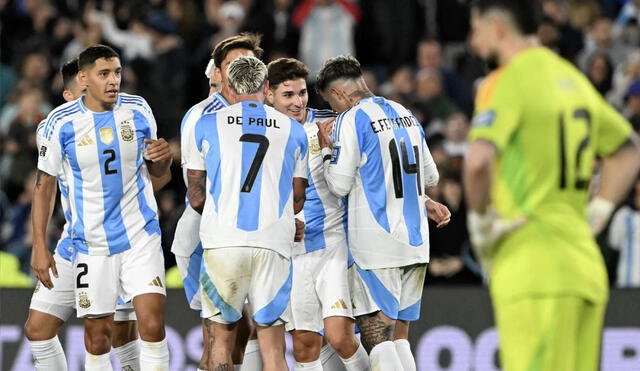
147, 158, 172, 177
597, 135, 640, 205
463, 140, 495, 213
187, 169, 207, 214
293, 178, 308, 214
32, 170, 57, 248
151, 171, 172, 192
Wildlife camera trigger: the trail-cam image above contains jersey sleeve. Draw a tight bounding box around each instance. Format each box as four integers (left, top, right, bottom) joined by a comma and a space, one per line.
595, 95, 633, 157
180, 107, 199, 168
36, 120, 65, 177
322, 112, 361, 197
184, 115, 207, 171
294, 125, 309, 179
421, 137, 439, 188
468, 70, 522, 151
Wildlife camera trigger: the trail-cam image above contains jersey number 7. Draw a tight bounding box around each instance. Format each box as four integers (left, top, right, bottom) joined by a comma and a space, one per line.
240, 134, 270, 193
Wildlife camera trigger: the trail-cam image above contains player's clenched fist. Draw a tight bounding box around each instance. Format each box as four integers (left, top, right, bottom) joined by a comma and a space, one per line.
316, 117, 335, 149
295, 218, 305, 242
144, 138, 172, 162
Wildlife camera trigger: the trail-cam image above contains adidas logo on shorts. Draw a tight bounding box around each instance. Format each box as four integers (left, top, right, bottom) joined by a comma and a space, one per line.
148, 276, 163, 288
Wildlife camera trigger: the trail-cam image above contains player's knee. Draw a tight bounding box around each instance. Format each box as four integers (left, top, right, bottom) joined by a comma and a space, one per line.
293, 337, 321, 362
326, 331, 358, 358
138, 316, 165, 341
84, 324, 112, 354
24, 319, 56, 341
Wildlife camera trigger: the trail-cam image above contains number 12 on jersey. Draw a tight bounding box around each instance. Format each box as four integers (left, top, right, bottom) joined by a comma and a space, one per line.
559, 108, 592, 190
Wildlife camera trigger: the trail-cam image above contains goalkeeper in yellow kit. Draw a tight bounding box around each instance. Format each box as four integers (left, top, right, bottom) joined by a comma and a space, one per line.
463, 1, 640, 370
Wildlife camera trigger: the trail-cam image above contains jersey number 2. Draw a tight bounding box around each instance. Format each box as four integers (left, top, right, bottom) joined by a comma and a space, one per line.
559, 109, 591, 190
389, 138, 422, 199
103, 149, 118, 175
76, 263, 89, 288
240, 134, 270, 193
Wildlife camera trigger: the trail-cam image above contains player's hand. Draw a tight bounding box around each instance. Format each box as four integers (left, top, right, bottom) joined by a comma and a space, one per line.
426, 199, 451, 228
31, 245, 57, 289
295, 218, 305, 242
316, 117, 336, 149
586, 196, 615, 236
467, 208, 526, 269
144, 138, 172, 163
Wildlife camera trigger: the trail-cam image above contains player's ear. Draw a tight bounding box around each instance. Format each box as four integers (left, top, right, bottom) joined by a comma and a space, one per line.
266, 87, 274, 105
62, 90, 73, 102
213, 67, 222, 83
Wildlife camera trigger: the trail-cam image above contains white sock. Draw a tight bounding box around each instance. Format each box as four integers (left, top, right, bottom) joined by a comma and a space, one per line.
114, 340, 140, 370
29, 335, 68, 371
139, 338, 169, 371
339, 343, 370, 371
295, 358, 323, 370
85, 352, 113, 371
394, 339, 416, 371
234, 366, 242, 371
320, 344, 346, 371
369, 341, 403, 371
240, 339, 263, 371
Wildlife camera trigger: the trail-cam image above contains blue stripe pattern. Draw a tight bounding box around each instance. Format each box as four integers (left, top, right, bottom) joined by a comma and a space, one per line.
200, 268, 242, 323
94, 112, 131, 254
196, 113, 223, 212
253, 262, 293, 325
626, 214, 633, 286
120, 95, 152, 115
132, 110, 161, 236
237, 102, 267, 231
183, 244, 204, 305
355, 109, 390, 232
303, 170, 326, 253
62, 123, 87, 250
356, 265, 399, 319
44, 103, 81, 140
397, 299, 421, 321
278, 118, 307, 217
381, 102, 423, 246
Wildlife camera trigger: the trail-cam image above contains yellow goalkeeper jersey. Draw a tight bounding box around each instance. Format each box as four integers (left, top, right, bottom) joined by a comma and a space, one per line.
469, 47, 632, 304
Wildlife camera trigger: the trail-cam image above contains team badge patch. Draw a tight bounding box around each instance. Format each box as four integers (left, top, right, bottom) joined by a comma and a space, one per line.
330, 146, 341, 164
99, 127, 114, 145
310, 135, 321, 155
472, 110, 496, 127
120, 122, 135, 142
78, 291, 91, 309
39, 145, 48, 159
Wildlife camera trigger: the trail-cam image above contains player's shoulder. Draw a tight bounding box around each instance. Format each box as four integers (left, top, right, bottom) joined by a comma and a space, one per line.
181, 95, 218, 133
118, 93, 153, 114
40, 99, 84, 139
306, 107, 337, 123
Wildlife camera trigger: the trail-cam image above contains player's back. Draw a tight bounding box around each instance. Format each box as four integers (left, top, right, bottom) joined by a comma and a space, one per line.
335, 97, 430, 269
193, 101, 308, 258
471, 47, 633, 303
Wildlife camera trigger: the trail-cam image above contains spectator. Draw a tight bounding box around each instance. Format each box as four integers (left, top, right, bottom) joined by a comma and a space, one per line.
542, 0, 584, 62
293, 0, 361, 80
411, 68, 458, 132
587, 53, 614, 96
442, 112, 469, 157
416, 40, 466, 110
379, 65, 414, 104
623, 80, 640, 132
607, 50, 640, 109
577, 17, 631, 72
242, 0, 300, 60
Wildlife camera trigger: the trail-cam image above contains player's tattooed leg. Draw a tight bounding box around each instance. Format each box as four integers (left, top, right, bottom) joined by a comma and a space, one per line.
356, 311, 395, 352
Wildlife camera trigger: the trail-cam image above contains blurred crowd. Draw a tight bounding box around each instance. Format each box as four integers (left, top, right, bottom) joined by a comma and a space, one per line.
1, 0, 640, 288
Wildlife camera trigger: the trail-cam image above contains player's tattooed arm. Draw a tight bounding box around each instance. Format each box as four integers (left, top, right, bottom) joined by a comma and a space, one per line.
356, 312, 396, 352
187, 169, 207, 214
31, 170, 59, 289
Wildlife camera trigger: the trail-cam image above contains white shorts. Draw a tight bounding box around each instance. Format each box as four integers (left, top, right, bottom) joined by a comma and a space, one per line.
349, 263, 426, 321
171, 205, 201, 257
30, 253, 139, 321
200, 247, 291, 326
289, 242, 353, 332
175, 243, 204, 311
29, 253, 75, 321
74, 234, 166, 318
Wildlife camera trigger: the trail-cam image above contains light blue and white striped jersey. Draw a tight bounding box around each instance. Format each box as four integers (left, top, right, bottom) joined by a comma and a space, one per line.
293, 107, 345, 255
36, 93, 161, 256
185, 101, 309, 258
323, 96, 438, 269
172, 92, 230, 257
608, 206, 640, 287
35, 120, 74, 261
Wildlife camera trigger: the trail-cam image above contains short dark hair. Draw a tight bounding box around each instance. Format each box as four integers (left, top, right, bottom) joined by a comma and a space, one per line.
315, 55, 362, 93
471, 0, 541, 35
78, 44, 120, 70
267, 58, 309, 90
212, 33, 264, 69
61, 58, 79, 89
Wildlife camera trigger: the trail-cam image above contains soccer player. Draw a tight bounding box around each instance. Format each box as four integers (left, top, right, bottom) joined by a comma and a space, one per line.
315, 55, 450, 371
173, 33, 264, 371
185, 56, 308, 371
266, 57, 370, 371
31, 45, 172, 370
463, 1, 640, 370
